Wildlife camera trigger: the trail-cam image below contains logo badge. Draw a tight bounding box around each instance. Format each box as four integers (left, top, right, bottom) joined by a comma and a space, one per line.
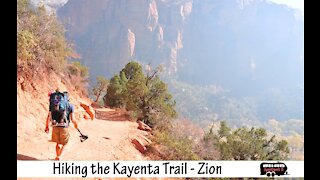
260, 162, 288, 177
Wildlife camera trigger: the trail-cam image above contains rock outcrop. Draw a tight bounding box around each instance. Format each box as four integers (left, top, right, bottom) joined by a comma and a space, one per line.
132, 134, 152, 154
58, 0, 303, 95
137, 121, 152, 131
80, 102, 95, 120
58, 0, 192, 78
132, 138, 147, 154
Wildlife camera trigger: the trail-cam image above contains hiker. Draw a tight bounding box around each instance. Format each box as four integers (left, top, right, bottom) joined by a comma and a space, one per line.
45, 90, 78, 160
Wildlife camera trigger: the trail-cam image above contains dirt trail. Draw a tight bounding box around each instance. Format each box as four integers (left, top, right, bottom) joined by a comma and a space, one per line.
17, 67, 159, 179
17, 108, 150, 161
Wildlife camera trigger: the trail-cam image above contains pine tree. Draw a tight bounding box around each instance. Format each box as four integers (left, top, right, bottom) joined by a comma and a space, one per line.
104, 75, 126, 107
104, 61, 177, 127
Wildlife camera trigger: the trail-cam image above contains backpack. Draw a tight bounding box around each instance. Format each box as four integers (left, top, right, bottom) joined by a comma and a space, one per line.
49, 91, 70, 125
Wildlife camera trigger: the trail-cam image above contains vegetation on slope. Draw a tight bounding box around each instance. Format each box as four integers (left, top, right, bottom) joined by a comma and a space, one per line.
203, 121, 289, 160
100, 61, 290, 160
17, 0, 88, 95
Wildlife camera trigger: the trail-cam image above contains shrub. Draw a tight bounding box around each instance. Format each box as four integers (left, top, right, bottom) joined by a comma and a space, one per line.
152, 130, 200, 160
17, 0, 71, 75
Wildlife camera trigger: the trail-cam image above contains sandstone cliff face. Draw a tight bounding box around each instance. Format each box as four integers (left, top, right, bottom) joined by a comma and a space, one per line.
156, 0, 192, 74
60, 0, 110, 38
58, 0, 303, 94
58, 0, 192, 78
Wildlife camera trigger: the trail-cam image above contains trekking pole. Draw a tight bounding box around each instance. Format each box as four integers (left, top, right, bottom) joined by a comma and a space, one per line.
77, 128, 88, 142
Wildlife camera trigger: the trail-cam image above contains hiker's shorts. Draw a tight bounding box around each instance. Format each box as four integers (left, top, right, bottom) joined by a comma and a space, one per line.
52, 127, 69, 145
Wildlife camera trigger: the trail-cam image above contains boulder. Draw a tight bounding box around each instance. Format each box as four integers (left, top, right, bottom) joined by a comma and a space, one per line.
80, 103, 95, 120
132, 138, 147, 154
137, 121, 152, 131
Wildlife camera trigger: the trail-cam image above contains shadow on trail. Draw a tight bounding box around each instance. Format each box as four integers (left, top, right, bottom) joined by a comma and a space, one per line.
17, 153, 39, 160
95, 110, 130, 121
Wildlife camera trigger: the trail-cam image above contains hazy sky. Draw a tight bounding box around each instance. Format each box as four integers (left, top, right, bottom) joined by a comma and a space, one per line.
268, 0, 304, 13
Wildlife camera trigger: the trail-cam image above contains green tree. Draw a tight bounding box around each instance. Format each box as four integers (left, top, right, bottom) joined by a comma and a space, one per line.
121, 62, 148, 113
204, 121, 290, 160
92, 76, 109, 102
142, 76, 177, 126
120, 61, 144, 81
103, 74, 127, 107
104, 61, 177, 127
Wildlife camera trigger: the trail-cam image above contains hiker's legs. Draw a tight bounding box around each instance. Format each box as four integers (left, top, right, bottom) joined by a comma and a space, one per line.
55, 127, 69, 160
55, 143, 61, 157
55, 143, 67, 160
55, 143, 63, 160
52, 127, 69, 160
59, 144, 67, 157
